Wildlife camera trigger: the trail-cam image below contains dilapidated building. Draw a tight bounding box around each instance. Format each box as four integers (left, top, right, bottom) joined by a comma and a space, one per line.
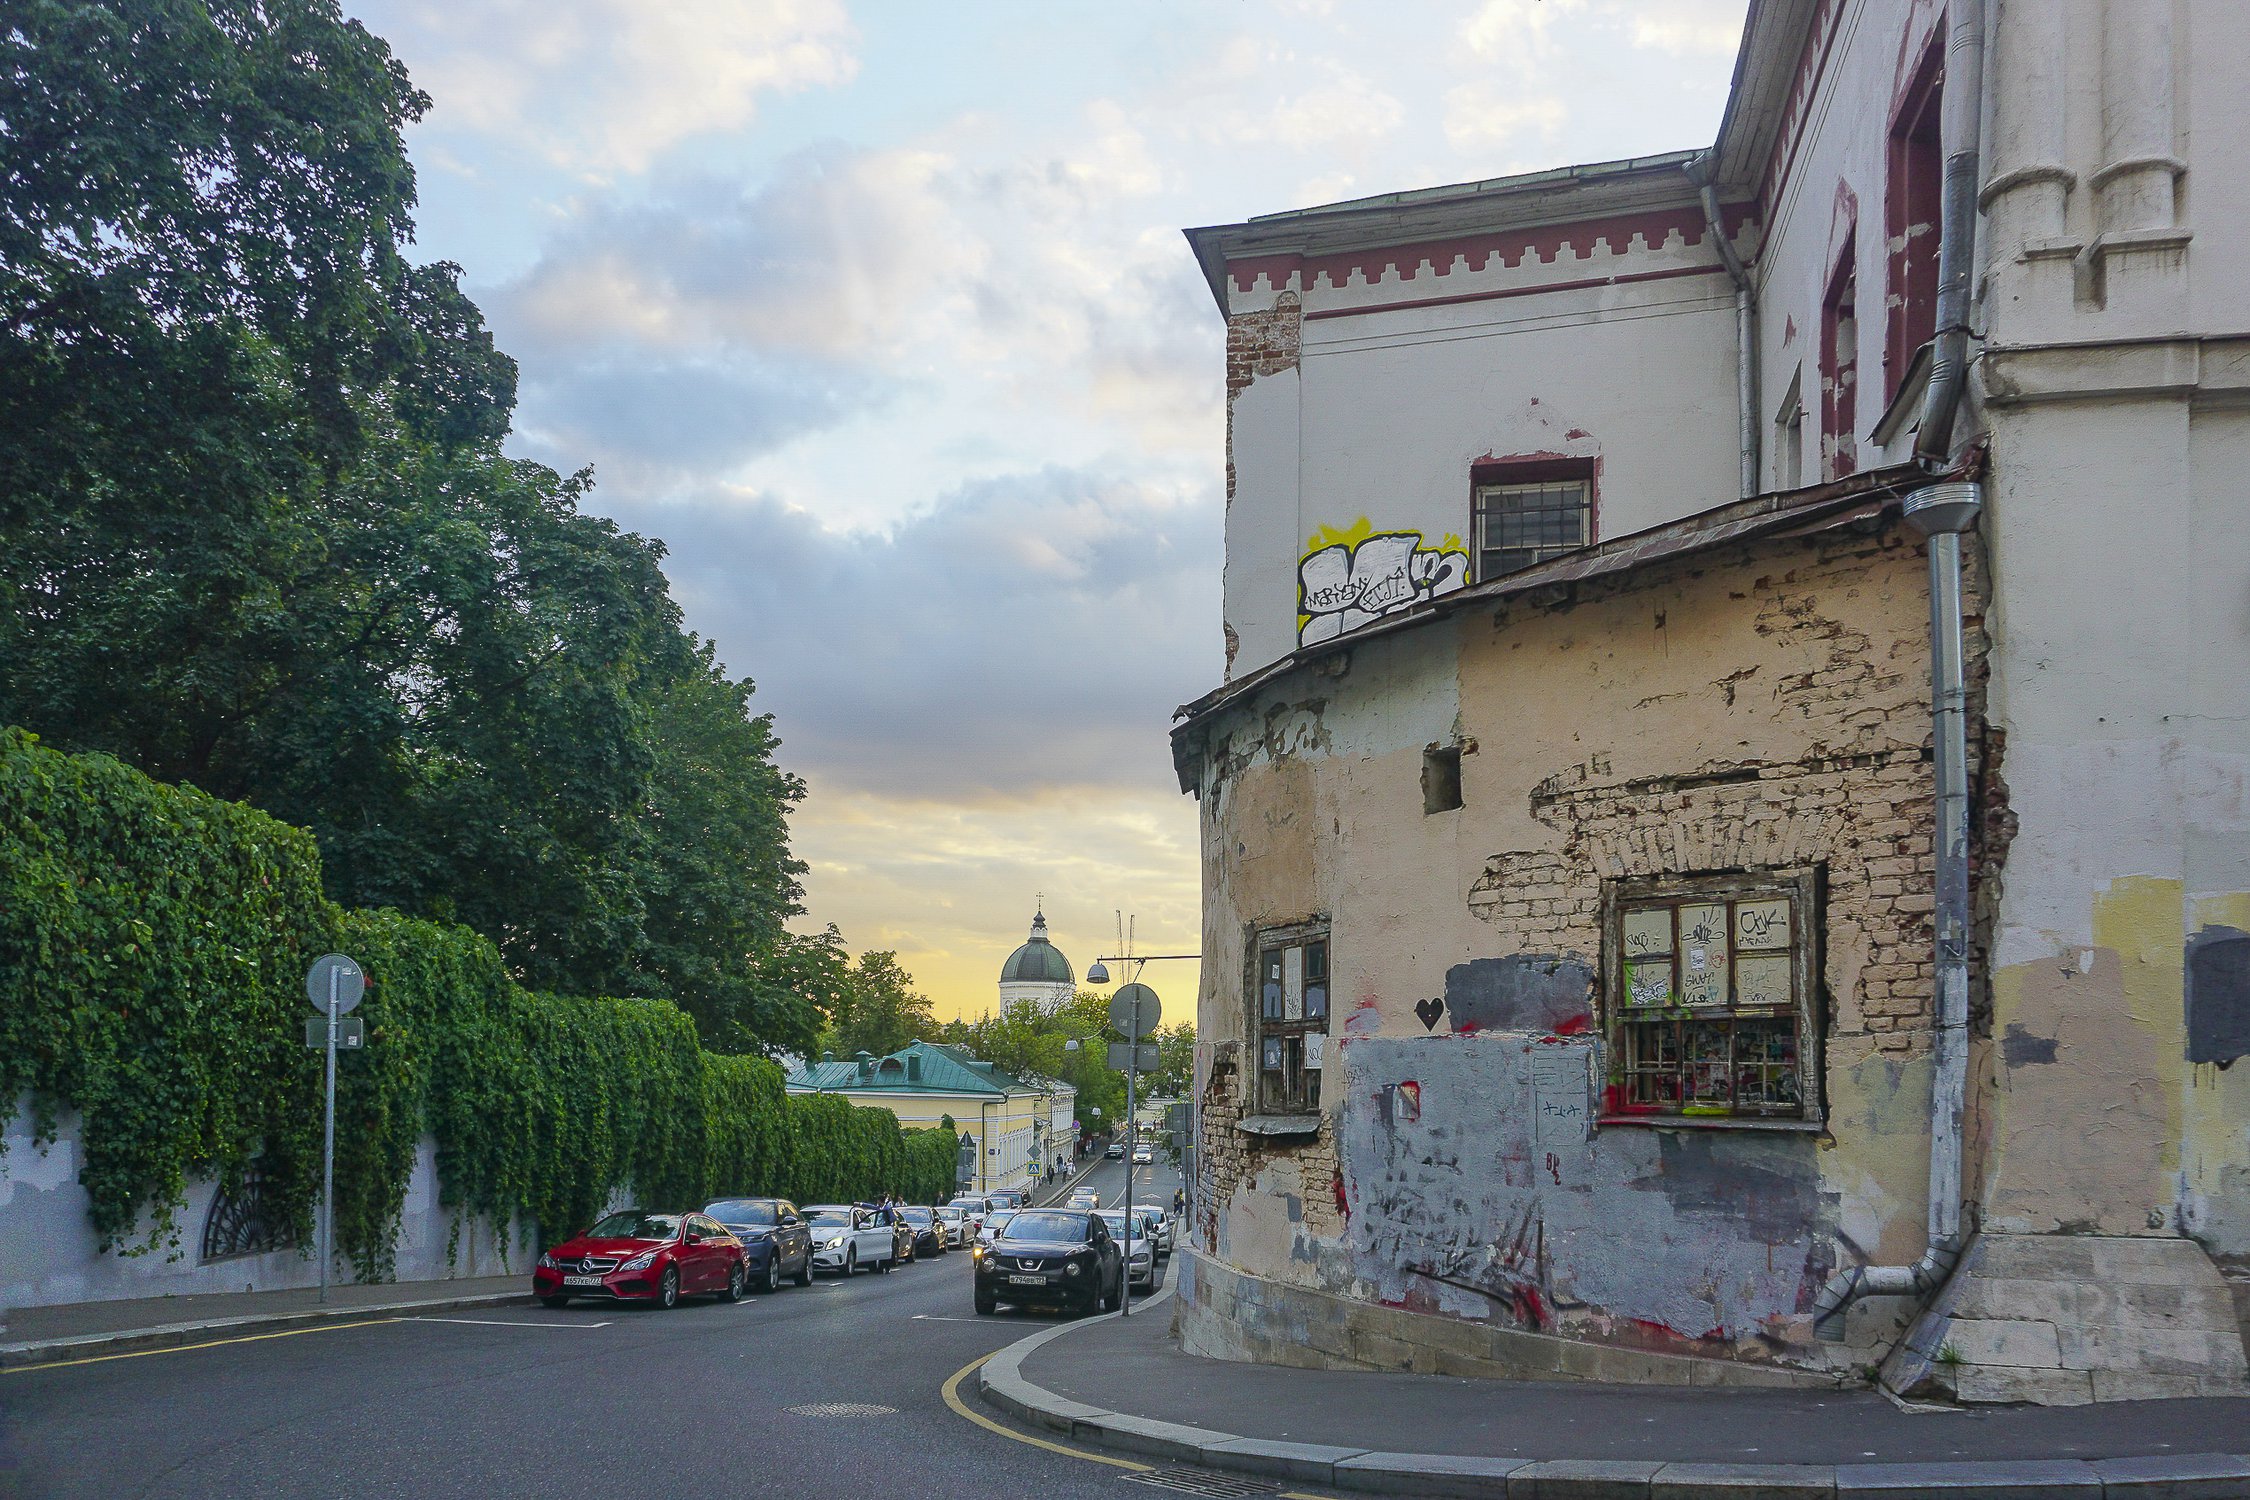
1171, 0, 2250, 1403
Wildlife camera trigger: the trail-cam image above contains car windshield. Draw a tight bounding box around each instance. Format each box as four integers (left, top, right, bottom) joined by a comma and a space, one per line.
806, 1206, 851, 1222
1096, 1212, 1137, 1239
587, 1212, 678, 1241
984, 1211, 1016, 1231
1000, 1211, 1088, 1243
898, 1208, 933, 1224
703, 1200, 778, 1226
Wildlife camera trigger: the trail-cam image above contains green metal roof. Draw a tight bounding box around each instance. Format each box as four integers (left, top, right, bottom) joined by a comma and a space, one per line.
999, 910, 1074, 985
785, 1040, 1037, 1097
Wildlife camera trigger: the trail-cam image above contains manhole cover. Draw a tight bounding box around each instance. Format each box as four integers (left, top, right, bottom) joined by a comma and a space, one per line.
1121, 1469, 1275, 1497
784, 1402, 897, 1417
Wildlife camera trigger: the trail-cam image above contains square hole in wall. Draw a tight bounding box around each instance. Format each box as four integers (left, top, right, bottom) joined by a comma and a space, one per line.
1423, 745, 1463, 814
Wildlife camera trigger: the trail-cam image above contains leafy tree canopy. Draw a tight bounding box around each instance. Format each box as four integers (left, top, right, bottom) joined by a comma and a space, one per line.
0, 0, 817, 1053
814, 949, 942, 1062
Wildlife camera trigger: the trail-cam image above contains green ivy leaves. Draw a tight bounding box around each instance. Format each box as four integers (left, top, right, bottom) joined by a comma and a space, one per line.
0, 729, 954, 1276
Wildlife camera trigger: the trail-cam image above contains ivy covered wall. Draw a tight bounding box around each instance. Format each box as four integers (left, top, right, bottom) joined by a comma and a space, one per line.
0, 729, 954, 1282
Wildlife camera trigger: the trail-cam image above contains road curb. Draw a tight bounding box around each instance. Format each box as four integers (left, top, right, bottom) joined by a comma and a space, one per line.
971, 1282, 2250, 1498
0, 1289, 532, 1370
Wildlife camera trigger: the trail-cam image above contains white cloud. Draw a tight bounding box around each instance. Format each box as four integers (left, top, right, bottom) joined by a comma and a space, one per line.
1442, 83, 1568, 153
1458, 0, 1585, 66
498, 147, 980, 363
616, 468, 1220, 803
366, 0, 857, 175
1617, 0, 1748, 58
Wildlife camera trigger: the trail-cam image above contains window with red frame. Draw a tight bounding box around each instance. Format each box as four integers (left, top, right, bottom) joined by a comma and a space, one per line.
1820, 236, 1859, 480
1885, 37, 1944, 400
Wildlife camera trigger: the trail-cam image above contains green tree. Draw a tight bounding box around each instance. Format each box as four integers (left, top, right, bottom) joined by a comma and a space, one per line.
1147, 1022, 1196, 1099
0, 0, 819, 1051
816, 950, 941, 1060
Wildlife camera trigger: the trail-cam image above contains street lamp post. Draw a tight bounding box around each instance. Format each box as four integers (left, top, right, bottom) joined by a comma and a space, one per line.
1088, 930, 1202, 1268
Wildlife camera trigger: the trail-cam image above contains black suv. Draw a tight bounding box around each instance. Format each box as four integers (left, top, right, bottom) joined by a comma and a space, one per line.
973, 1208, 1123, 1317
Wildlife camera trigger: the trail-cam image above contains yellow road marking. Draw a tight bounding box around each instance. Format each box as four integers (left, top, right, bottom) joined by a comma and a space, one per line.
938, 1352, 1152, 1472
4, 1316, 401, 1375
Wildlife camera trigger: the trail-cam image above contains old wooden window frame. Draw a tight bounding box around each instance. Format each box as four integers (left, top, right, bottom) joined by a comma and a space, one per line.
1247, 919, 1331, 1118
1470, 458, 1596, 583
1599, 869, 1825, 1127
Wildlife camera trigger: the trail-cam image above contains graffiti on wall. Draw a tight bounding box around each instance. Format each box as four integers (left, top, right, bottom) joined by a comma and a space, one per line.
1337, 1034, 1829, 1346
1298, 520, 1468, 645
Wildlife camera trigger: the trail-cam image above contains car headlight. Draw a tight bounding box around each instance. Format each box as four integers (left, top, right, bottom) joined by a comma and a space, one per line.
537, 1252, 558, 1269
971, 1244, 986, 1260
620, 1250, 658, 1272
1063, 1262, 1080, 1277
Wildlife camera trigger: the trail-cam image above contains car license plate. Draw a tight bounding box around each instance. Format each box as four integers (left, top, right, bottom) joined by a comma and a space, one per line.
1007, 1273, 1045, 1286
563, 1274, 601, 1287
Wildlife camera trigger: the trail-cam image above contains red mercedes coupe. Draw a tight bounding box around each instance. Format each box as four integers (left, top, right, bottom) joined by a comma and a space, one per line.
533, 1209, 747, 1309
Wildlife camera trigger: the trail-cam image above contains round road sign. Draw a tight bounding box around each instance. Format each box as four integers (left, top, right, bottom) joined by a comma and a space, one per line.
305, 953, 366, 1015
1108, 982, 1161, 1038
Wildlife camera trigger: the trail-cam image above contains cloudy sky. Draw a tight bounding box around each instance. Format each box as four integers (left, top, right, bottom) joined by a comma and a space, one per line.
351, 0, 1749, 1021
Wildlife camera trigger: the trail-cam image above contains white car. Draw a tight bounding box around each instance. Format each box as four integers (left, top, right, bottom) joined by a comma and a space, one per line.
1140, 1207, 1173, 1257
804, 1205, 896, 1276
974, 1208, 1018, 1250
935, 1204, 972, 1246
1096, 1209, 1157, 1290
1131, 1147, 1153, 1165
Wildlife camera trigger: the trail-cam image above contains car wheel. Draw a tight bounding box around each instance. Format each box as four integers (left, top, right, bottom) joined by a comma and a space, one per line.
721, 1261, 747, 1303
658, 1267, 680, 1309
843, 1246, 857, 1277
794, 1253, 813, 1287
974, 1284, 996, 1315
539, 1295, 571, 1310
763, 1256, 782, 1294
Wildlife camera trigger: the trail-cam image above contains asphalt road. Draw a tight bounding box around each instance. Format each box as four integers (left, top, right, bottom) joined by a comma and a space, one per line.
0, 1155, 1186, 1500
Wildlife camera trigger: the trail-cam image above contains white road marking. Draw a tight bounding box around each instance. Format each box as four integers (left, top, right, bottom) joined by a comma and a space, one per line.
910, 1314, 983, 1323
405, 1316, 613, 1330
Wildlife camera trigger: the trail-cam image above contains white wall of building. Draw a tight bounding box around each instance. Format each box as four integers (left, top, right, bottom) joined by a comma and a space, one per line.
1221, 206, 1743, 679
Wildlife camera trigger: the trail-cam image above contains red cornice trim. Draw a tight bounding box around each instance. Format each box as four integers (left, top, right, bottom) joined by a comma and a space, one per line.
1225, 203, 1755, 298
1300, 262, 1727, 323
1757, 0, 1847, 224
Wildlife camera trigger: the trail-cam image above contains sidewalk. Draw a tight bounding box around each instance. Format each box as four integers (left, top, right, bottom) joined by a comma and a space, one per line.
980, 1275, 2250, 1497
1, 1275, 528, 1368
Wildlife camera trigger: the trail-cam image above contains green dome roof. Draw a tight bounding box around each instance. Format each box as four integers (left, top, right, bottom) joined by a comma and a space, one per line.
1000, 911, 1074, 985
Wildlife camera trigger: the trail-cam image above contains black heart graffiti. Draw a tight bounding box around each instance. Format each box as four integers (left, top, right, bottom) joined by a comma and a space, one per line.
1414, 996, 1445, 1032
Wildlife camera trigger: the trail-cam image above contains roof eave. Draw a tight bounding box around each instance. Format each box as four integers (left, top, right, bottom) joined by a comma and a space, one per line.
1167, 463, 1924, 788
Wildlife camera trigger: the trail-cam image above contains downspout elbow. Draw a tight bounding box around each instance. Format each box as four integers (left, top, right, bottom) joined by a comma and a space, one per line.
1811, 1236, 1963, 1342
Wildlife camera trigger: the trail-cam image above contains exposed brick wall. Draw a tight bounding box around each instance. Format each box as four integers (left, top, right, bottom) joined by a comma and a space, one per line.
1224, 292, 1301, 507
1462, 527, 1995, 1059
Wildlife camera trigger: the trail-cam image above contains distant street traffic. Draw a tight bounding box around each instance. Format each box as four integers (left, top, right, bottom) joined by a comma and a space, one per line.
1, 1154, 1185, 1500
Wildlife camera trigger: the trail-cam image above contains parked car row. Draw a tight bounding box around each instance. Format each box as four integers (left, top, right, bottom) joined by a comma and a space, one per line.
531, 1195, 967, 1309
526, 1183, 1170, 1315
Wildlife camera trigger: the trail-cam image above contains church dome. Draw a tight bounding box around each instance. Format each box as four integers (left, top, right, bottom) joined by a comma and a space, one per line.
1000, 911, 1074, 986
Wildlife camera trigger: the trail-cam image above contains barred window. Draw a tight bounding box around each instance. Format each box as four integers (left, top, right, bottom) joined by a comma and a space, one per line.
1254, 923, 1329, 1114
1602, 870, 1823, 1124
1474, 476, 1591, 581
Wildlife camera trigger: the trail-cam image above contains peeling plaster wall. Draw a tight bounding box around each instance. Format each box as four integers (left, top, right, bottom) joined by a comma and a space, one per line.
1191, 519, 1976, 1371
1976, 398, 2250, 1256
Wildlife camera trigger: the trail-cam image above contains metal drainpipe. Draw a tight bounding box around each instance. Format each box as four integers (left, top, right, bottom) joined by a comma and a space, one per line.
1811, 0, 1986, 1344
1812, 481, 1981, 1337
1914, 0, 1988, 468
1689, 156, 1758, 499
